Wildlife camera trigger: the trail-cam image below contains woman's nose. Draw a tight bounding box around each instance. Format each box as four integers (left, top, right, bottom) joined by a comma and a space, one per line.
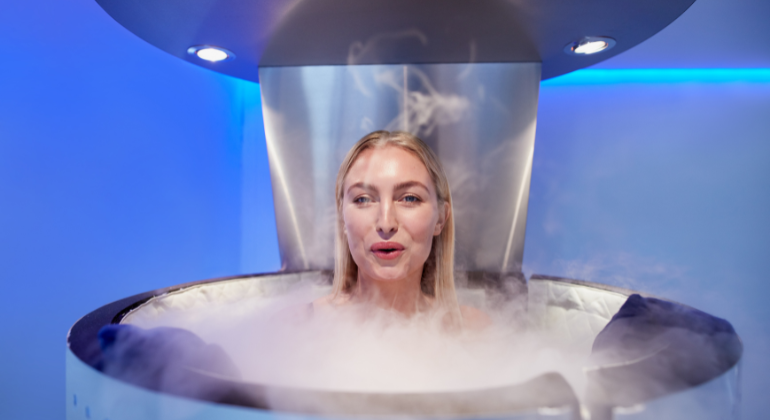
376, 201, 398, 235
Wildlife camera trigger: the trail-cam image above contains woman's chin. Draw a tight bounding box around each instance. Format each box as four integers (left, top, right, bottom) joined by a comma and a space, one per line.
368, 267, 409, 282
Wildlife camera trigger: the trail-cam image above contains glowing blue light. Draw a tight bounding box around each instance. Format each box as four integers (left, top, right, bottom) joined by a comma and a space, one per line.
542, 69, 770, 86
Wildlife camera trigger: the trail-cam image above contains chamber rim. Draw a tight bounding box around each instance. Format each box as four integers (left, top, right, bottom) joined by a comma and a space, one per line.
67, 271, 742, 416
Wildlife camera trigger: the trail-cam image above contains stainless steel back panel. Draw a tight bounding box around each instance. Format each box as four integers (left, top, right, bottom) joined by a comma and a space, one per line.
258, 63, 540, 273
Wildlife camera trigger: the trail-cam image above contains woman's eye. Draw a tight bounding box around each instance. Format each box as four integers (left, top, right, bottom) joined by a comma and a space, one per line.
354, 196, 371, 204
402, 195, 420, 203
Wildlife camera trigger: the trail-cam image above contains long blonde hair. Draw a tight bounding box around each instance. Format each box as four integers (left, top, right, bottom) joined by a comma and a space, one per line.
332, 131, 460, 312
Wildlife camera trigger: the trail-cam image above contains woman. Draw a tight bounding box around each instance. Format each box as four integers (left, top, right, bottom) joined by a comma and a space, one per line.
314, 130, 490, 330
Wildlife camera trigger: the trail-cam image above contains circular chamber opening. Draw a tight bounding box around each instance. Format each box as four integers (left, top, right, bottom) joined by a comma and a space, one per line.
68, 272, 742, 419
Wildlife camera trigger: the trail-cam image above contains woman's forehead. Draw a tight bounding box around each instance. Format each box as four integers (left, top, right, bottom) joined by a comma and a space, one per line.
345, 146, 434, 191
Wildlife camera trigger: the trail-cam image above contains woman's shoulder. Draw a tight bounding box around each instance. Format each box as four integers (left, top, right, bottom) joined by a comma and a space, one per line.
273, 301, 314, 324
275, 296, 338, 324
312, 294, 335, 308
459, 305, 493, 330
312, 293, 351, 310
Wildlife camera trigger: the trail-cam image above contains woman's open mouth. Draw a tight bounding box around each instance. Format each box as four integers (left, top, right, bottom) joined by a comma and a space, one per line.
371, 241, 405, 260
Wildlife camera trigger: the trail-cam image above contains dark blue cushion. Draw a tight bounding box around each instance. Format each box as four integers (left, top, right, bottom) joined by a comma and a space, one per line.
587, 294, 742, 406
98, 324, 241, 398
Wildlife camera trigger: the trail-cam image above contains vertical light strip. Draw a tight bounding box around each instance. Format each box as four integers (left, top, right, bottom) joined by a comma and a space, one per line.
263, 111, 310, 269
501, 146, 534, 273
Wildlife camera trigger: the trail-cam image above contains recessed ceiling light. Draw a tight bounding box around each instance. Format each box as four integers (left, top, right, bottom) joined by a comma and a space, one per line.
564, 37, 616, 56
187, 45, 235, 62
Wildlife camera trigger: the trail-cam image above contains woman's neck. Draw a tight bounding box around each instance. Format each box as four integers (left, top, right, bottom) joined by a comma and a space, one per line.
351, 270, 432, 315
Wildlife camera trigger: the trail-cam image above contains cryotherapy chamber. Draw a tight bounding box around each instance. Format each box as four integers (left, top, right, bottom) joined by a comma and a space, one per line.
67, 1, 743, 419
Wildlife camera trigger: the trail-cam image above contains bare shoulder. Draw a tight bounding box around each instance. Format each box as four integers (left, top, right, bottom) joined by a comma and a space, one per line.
274, 294, 342, 323
312, 293, 350, 310
274, 301, 313, 324
460, 305, 493, 330
312, 294, 335, 308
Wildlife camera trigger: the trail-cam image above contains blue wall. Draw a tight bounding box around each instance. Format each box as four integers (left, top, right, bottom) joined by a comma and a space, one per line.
527, 70, 770, 419
0, 1, 277, 419
1, 1, 769, 419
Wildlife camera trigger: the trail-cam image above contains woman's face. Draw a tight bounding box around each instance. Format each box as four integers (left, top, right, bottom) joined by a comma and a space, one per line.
342, 145, 447, 285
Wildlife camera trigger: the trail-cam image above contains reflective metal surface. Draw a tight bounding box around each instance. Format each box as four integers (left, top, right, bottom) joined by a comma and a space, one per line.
94, 0, 696, 82
259, 63, 540, 273
68, 272, 743, 420
66, 349, 576, 420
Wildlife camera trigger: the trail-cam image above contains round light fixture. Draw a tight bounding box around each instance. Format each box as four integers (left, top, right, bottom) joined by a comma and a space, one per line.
564, 36, 616, 56
187, 45, 235, 62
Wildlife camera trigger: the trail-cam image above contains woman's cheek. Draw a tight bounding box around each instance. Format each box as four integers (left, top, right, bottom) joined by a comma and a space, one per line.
403, 208, 438, 243
344, 209, 369, 256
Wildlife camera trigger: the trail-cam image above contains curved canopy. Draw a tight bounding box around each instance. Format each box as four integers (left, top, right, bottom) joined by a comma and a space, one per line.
95, 0, 696, 82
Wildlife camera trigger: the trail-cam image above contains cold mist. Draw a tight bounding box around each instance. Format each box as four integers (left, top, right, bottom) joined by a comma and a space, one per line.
124, 278, 588, 396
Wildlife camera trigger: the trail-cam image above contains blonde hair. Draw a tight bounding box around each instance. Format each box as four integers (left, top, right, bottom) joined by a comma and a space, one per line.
332, 131, 460, 312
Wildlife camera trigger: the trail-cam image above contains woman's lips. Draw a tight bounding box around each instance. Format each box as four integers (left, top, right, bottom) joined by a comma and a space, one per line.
370, 241, 405, 260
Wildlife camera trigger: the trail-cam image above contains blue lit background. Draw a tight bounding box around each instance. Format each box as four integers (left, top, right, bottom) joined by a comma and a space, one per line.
529, 71, 770, 420
1, 0, 768, 419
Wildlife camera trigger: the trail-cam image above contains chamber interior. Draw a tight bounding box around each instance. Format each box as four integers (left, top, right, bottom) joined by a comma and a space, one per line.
119, 273, 626, 407
98, 272, 742, 419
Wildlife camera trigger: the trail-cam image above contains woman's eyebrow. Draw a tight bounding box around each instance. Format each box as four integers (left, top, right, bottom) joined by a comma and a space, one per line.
346, 182, 377, 194
393, 181, 429, 192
